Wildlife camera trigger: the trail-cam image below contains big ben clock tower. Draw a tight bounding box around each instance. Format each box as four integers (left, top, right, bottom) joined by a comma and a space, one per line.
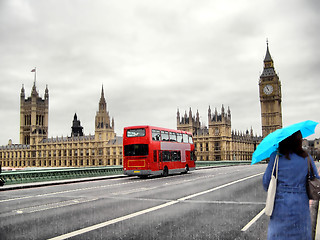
259, 42, 282, 138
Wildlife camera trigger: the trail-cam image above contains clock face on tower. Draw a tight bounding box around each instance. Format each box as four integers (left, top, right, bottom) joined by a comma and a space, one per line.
263, 84, 273, 95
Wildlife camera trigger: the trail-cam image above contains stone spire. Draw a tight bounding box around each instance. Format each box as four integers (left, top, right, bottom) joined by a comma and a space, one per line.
99, 85, 107, 112
264, 40, 273, 62
31, 81, 38, 97
71, 113, 84, 137
45, 84, 49, 100
20, 84, 25, 99
261, 41, 277, 78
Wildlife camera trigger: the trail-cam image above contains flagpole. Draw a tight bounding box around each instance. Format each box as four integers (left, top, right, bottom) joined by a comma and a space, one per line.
34, 67, 36, 86
31, 67, 36, 86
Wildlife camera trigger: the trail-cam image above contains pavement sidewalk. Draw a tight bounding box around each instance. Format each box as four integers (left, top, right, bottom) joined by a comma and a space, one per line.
0, 174, 127, 191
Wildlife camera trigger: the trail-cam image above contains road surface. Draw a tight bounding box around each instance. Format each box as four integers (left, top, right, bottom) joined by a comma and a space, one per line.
0, 165, 268, 239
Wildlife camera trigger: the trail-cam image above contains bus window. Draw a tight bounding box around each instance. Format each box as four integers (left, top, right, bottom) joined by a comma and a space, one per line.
172, 151, 181, 161
188, 135, 193, 144
161, 131, 169, 141
162, 151, 171, 161
124, 144, 148, 156
183, 133, 188, 143
127, 128, 146, 137
169, 132, 177, 142
152, 129, 161, 141
177, 133, 183, 143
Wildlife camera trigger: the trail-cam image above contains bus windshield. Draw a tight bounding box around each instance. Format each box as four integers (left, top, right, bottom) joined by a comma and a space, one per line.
124, 144, 149, 156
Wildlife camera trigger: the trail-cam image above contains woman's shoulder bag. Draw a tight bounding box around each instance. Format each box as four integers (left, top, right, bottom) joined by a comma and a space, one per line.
306, 155, 320, 200
265, 154, 279, 216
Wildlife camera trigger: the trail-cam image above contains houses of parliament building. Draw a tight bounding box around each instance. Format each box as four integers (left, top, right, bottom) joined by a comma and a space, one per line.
0, 43, 282, 168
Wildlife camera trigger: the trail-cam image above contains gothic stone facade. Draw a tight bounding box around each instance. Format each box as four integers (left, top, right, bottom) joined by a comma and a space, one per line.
0, 85, 123, 168
177, 106, 262, 161
177, 43, 282, 161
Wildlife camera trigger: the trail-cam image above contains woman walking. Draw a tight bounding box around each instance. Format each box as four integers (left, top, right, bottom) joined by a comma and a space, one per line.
263, 131, 319, 239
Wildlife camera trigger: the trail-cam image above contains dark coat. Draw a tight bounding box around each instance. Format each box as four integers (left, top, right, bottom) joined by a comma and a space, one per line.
263, 152, 319, 240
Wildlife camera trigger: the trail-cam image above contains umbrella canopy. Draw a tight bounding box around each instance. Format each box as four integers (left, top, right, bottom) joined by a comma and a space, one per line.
251, 120, 318, 165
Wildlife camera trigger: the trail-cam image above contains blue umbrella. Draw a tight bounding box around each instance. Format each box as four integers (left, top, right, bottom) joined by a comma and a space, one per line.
251, 120, 318, 165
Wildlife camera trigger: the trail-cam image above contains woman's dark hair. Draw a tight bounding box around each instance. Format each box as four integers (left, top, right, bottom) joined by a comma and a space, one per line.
278, 130, 308, 159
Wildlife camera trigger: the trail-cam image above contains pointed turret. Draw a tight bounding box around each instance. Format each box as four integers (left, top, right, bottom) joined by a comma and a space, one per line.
196, 109, 200, 122
176, 108, 180, 125
260, 41, 277, 78
99, 85, 107, 112
45, 84, 49, 100
214, 108, 218, 121
71, 113, 83, 137
20, 84, 25, 99
31, 81, 38, 97
264, 41, 273, 62
95, 86, 115, 141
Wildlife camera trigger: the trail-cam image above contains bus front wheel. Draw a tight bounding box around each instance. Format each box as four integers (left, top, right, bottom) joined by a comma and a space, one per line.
162, 167, 168, 177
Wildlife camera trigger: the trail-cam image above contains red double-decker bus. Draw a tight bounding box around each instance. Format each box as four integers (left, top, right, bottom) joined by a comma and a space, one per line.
123, 126, 196, 178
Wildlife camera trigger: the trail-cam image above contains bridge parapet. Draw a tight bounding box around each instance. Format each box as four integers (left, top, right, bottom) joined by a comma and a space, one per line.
0, 166, 123, 185
0, 161, 254, 185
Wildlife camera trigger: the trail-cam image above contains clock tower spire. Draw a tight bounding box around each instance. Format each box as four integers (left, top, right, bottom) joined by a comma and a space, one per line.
259, 41, 282, 138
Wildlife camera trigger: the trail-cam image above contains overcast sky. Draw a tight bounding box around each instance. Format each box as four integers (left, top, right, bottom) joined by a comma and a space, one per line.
0, 0, 319, 145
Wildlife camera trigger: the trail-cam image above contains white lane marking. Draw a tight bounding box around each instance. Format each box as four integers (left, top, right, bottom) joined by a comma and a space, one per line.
0, 198, 98, 217
49, 172, 264, 240
241, 208, 266, 232
0, 171, 219, 203
0, 174, 181, 203
112, 187, 157, 196
48, 200, 179, 240
178, 172, 263, 201
18, 198, 98, 214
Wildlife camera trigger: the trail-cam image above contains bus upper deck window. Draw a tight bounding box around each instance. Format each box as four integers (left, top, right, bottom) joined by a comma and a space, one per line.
161, 131, 169, 141
127, 128, 146, 137
152, 129, 161, 141
188, 135, 193, 144
177, 133, 183, 143
169, 132, 177, 142
182, 134, 188, 143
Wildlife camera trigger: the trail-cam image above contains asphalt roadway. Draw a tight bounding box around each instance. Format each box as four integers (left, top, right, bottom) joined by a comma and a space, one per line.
0, 164, 314, 239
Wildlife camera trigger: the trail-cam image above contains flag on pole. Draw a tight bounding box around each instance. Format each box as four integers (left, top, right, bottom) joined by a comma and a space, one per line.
31, 68, 37, 85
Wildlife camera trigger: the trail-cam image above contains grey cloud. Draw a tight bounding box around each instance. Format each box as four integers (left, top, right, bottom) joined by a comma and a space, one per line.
1, 0, 320, 144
